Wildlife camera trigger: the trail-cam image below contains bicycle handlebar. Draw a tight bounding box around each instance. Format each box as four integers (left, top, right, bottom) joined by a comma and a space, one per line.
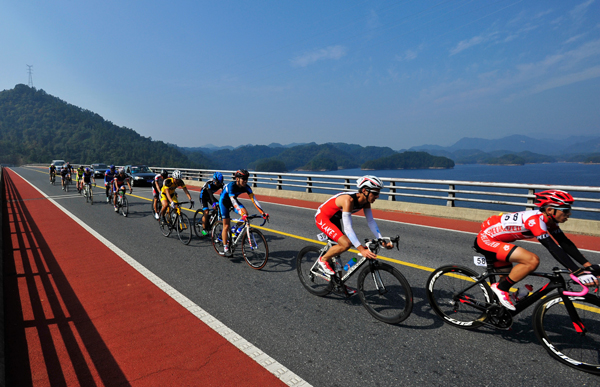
232, 214, 268, 227
364, 235, 400, 253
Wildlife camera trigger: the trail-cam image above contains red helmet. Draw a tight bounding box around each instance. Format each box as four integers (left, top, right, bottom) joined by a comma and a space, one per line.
534, 190, 574, 209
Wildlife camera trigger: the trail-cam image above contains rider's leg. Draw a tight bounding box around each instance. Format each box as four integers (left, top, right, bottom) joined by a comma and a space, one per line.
321, 235, 352, 262
202, 209, 210, 229
222, 218, 231, 250
495, 247, 539, 292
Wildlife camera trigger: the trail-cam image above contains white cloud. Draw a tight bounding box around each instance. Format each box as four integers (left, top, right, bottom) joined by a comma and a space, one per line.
396, 49, 418, 62
290, 45, 347, 67
450, 35, 486, 56
564, 33, 587, 45
570, 0, 595, 21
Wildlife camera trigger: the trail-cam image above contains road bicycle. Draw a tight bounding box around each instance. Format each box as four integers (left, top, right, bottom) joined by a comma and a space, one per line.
151, 198, 162, 220
160, 201, 194, 245
296, 235, 413, 324
193, 205, 220, 238
50, 172, 56, 185
62, 175, 71, 192
114, 188, 129, 217
426, 258, 600, 374
83, 182, 94, 205
211, 214, 269, 270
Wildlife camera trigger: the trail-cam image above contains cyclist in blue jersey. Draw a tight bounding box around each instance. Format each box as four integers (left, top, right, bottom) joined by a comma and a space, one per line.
219, 169, 269, 257
104, 165, 116, 202
199, 172, 224, 235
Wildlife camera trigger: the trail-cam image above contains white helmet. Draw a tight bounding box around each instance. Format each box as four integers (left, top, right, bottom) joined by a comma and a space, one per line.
172, 170, 181, 179
356, 175, 383, 191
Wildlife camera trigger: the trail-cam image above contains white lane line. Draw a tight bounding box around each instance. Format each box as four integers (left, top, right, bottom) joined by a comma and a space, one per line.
12, 169, 312, 387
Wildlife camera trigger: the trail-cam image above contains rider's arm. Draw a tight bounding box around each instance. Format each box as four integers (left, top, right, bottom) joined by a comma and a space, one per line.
538, 234, 580, 272
230, 195, 246, 215
550, 229, 589, 267
363, 207, 383, 239
183, 186, 192, 201
248, 193, 265, 215
341, 212, 362, 249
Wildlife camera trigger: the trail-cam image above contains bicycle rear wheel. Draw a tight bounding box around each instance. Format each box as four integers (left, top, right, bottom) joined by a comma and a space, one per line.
426, 265, 492, 329
296, 246, 333, 296
241, 229, 268, 269
533, 293, 600, 374
193, 209, 204, 238
211, 221, 226, 255
176, 213, 192, 245
120, 195, 128, 217
357, 263, 413, 324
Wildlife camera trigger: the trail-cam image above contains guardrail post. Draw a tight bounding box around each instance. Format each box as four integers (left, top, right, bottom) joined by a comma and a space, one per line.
447, 184, 455, 207
306, 176, 312, 193
277, 175, 282, 190
388, 181, 396, 201
252, 173, 258, 188
526, 188, 535, 210
344, 179, 350, 190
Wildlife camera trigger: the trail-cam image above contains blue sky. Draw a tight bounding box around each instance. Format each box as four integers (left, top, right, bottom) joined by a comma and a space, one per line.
2, 0, 599, 150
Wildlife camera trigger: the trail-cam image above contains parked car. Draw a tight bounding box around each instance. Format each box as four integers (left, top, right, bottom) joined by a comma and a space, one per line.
52, 159, 66, 173
90, 163, 109, 178
124, 165, 155, 187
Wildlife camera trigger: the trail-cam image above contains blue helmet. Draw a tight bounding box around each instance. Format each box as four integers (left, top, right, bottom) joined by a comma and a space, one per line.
110, 165, 115, 171
213, 172, 224, 184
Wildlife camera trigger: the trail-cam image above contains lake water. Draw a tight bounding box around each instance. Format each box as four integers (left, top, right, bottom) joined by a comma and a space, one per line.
291, 163, 600, 220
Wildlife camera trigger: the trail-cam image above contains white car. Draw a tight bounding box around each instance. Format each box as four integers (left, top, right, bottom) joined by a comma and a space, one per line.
52, 159, 66, 173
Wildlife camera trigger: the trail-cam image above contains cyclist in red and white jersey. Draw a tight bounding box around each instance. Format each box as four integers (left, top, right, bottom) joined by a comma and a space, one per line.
315, 175, 393, 276
474, 189, 599, 310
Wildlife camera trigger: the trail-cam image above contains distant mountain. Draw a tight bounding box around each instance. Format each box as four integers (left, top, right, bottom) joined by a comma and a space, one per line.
410, 134, 600, 164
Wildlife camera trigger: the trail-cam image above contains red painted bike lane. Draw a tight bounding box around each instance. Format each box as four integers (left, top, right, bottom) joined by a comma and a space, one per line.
2, 169, 287, 387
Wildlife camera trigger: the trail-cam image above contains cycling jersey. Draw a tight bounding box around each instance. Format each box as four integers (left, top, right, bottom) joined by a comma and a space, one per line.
82, 171, 93, 184
475, 210, 587, 271
104, 169, 116, 185
161, 177, 186, 200
315, 192, 381, 248
113, 174, 129, 191
49, 165, 56, 173
76, 168, 84, 180
219, 181, 264, 219
200, 180, 223, 210
152, 174, 165, 197
60, 168, 69, 177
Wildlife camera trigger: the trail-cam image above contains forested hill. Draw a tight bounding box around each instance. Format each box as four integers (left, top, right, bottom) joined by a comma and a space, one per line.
0, 84, 206, 167
0, 84, 453, 171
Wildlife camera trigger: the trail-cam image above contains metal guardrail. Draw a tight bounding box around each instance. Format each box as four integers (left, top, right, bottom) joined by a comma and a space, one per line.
151, 168, 600, 215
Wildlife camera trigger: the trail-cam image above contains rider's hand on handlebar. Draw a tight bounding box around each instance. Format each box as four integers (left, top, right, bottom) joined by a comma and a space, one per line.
262, 213, 270, 221
380, 240, 394, 250
170, 201, 176, 209
190, 200, 195, 209
358, 245, 377, 260
577, 272, 599, 287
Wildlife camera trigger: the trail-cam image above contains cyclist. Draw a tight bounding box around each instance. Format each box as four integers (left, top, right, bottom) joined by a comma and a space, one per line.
75, 165, 85, 192
49, 163, 56, 184
112, 168, 132, 212
159, 170, 194, 221
198, 171, 224, 235
60, 162, 74, 190
104, 165, 116, 202
152, 169, 169, 220
315, 175, 393, 278
474, 189, 600, 311
82, 167, 95, 193
219, 169, 268, 257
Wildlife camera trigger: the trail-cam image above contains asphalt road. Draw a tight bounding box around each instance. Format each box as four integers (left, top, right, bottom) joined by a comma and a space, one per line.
13, 167, 600, 386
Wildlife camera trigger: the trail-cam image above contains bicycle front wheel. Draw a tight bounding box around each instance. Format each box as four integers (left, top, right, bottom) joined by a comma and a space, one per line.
176, 213, 192, 245
241, 228, 268, 269
426, 265, 491, 329
160, 212, 172, 237
120, 196, 129, 217
296, 246, 333, 296
357, 263, 413, 324
193, 209, 204, 238
533, 294, 600, 375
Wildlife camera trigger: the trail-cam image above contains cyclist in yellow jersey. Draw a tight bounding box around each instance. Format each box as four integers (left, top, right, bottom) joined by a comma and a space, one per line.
159, 170, 194, 221
76, 165, 85, 192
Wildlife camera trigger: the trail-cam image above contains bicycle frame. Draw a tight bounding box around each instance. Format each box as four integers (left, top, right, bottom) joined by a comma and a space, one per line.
228, 215, 266, 251
456, 266, 593, 321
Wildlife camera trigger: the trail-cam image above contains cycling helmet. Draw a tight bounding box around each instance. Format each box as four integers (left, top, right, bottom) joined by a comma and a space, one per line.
84, 167, 90, 173
534, 190, 574, 209
235, 169, 249, 179
118, 168, 125, 174
356, 175, 384, 191
160, 169, 169, 178
110, 165, 115, 171
172, 170, 182, 179
213, 172, 224, 184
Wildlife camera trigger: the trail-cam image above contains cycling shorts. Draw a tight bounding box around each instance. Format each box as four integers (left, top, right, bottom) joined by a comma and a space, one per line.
160, 191, 177, 202
315, 213, 344, 243
200, 190, 218, 211
474, 233, 516, 269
